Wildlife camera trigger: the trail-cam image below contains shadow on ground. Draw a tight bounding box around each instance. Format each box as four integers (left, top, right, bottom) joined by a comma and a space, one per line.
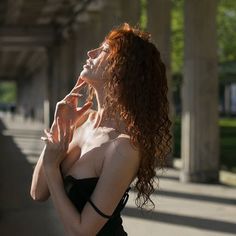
0, 119, 64, 236
123, 207, 236, 235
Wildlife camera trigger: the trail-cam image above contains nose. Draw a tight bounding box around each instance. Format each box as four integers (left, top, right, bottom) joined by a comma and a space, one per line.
87, 49, 97, 59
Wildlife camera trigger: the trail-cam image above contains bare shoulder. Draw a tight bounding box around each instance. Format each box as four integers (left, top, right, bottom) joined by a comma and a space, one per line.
79, 134, 140, 234
113, 135, 139, 160
103, 134, 140, 178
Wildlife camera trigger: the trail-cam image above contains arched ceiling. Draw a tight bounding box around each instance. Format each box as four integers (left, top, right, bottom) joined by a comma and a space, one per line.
0, 0, 103, 81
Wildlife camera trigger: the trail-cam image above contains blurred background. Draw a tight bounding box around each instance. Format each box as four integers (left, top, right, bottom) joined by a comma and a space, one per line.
0, 0, 236, 235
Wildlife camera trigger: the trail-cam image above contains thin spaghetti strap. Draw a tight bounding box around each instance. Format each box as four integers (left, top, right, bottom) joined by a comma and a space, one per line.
87, 199, 113, 219
88, 187, 131, 219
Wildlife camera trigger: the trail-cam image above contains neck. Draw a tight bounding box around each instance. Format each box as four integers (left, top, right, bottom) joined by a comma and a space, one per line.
92, 86, 105, 128
91, 85, 126, 133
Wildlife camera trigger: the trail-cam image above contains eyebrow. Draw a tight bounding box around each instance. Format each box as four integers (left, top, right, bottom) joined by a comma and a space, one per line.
101, 41, 109, 48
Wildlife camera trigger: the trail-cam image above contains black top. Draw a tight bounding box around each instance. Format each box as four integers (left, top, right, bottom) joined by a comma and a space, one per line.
63, 175, 130, 235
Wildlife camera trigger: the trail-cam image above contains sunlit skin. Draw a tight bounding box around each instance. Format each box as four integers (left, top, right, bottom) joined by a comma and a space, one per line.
30, 41, 140, 235
80, 43, 111, 127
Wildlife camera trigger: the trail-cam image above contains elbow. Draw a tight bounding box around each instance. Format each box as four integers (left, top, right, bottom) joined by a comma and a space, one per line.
68, 229, 88, 236
66, 223, 89, 236
30, 188, 49, 202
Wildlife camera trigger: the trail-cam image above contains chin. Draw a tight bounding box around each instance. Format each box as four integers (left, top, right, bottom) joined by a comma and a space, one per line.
81, 70, 98, 81
80, 69, 90, 80
80, 74, 95, 87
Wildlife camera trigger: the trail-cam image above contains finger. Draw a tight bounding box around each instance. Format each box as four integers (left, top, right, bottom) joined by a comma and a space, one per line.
57, 117, 63, 143
43, 129, 54, 142
63, 93, 83, 104
75, 77, 85, 87
64, 120, 71, 150
70, 93, 83, 97
75, 102, 93, 124
44, 128, 50, 134
69, 125, 74, 144
44, 128, 52, 136
76, 102, 93, 116
65, 93, 82, 99
57, 101, 67, 106
40, 136, 50, 144
63, 93, 84, 111
41, 136, 48, 141
70, 81, 86, 94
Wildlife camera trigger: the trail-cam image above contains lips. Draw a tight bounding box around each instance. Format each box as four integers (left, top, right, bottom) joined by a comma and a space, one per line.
83, 64, 90, 69
83, 59, 93, 69
87, 59, 93, 66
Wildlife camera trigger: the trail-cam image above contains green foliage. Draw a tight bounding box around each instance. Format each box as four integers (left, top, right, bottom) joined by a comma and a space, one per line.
171, 0, 184, 75
219, 118, 236, 172
171, 0, 236, 76
0, 82, 16, 103
174, 117, 236, 173
140, 0, 147, 30
217, 0, 236, 63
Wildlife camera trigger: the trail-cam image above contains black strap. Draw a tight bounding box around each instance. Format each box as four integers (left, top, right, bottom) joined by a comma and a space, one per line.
88, 187, 131, 219
88, 199, 112, 219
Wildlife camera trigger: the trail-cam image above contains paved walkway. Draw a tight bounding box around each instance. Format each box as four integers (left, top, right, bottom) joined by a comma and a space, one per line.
0, 112, 236, 236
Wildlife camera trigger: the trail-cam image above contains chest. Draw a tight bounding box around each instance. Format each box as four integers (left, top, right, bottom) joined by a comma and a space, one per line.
67, 122, 119, 178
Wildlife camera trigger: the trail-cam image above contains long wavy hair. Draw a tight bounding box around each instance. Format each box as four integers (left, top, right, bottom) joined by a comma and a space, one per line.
86, 23, 172, 210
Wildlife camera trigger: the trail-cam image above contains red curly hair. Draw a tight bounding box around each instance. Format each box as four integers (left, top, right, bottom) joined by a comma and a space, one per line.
87, 23, 172, 210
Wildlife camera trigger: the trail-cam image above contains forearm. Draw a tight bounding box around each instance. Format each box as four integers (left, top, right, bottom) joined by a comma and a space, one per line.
30, 121, 59, 201
30, 145, 50, 201
44, 166, 82, 236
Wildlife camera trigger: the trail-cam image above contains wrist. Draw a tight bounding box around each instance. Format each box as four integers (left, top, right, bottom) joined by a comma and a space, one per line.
43, 165, 63, 185
42, 151, 61, 170
43, 161, 60, 175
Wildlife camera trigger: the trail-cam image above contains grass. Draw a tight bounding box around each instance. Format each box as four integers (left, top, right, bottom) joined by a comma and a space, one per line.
173, 116, 236, 173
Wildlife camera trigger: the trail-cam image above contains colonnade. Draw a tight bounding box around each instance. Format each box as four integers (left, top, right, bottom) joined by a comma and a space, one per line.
16, 0, 219, 183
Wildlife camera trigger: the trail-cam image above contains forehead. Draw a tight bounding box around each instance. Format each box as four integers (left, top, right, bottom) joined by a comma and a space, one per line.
98, 41, 109, 49
103, 42, 109, 48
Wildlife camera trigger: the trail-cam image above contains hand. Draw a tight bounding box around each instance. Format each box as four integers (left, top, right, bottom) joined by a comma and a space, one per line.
41, 117, 74, 169
50, 78, 93, 141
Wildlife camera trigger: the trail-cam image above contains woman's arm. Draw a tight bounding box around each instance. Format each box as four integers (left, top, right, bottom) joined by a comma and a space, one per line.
30, 78, 92, 201
30, 145, 50, 201
30, 133, 81, 201
30, 113, 89, 201
43, 136, 139, 236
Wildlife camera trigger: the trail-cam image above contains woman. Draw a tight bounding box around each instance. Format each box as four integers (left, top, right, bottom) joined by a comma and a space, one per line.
30, 23, 172, 236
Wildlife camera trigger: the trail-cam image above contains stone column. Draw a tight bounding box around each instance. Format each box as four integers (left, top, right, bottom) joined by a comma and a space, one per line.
147, 0, 174, 166
59, 39, 76, 95
45, 36, 77, 127
120, 0, 141, 26
99, 0, 140, 37
180, 0, 219, 183
74, 22, 91, 76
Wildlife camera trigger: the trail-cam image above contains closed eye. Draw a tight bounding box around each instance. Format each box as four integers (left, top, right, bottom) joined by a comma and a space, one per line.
102, 49, 109, 53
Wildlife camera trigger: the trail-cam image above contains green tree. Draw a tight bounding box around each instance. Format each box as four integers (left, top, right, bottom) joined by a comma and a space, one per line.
171, 0, 184, 75
171, 0, 236, 72
217, 0, 236, 63
0, 82, 16, 103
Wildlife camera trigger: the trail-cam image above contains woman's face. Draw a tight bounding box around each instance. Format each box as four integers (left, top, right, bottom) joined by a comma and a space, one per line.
80, 43, 110, 83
